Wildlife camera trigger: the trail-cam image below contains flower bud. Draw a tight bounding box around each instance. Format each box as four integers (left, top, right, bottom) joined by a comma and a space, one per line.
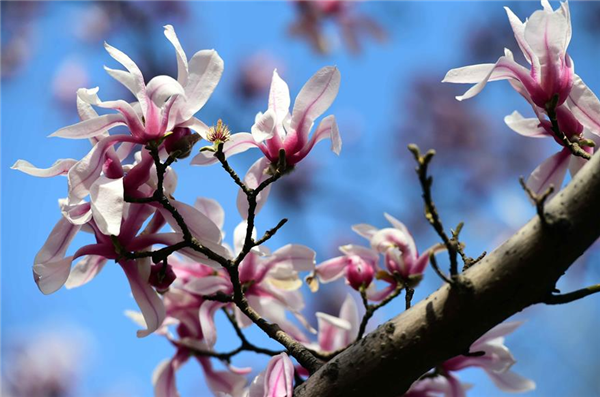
346, 256, 375, 290
164, 127, 201, 159
149, 263, 177, 293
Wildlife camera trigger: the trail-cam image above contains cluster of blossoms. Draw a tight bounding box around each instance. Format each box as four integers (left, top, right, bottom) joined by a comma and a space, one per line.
17, 0, 581, 394
312, 213, 441, 299
444, 0, 600, 197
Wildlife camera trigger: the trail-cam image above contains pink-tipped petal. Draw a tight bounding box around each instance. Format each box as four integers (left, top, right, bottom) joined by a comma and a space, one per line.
526, 149, 570, 197
65, 255, 107, 289
121, 259, 166, 338
252, 110, 277, 143
567, 75, 600, 136
268, 244, 316, 273
198, 300, 226, 348
263, 353, 294, 397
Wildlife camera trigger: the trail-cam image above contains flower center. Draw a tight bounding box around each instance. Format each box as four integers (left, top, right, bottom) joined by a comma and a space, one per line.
207, 119, 231, 143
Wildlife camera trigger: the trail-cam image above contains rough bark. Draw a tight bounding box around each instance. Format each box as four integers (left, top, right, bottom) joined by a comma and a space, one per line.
295, 150, 600, 397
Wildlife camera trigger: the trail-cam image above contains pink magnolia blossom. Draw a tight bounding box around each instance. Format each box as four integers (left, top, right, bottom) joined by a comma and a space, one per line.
246, 353, 295, 397
357, 213, 441, 283
443, 0, 573, 109
307, 294, 359, 354
149, 287, 248, 397
44, 25, 222, 206
314, 244, 379, 291
183, 219, 317, 348
192, 67, 341, 218
403, 376, 470, 397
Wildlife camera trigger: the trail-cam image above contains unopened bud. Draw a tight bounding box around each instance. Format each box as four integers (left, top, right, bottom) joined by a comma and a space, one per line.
149, 263, 177, 293
164, 127, 201, 159
346, 260, 375, 291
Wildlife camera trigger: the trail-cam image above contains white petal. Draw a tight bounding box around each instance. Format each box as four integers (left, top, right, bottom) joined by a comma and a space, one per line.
163, 24, 189, 86
65, 255, 107, 289
11, 159, 77, 177
90, 176, 125, 236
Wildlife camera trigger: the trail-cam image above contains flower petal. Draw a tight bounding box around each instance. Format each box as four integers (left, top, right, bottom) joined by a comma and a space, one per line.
198, 300, 226, 348
252, 109, 277, 143
65, 255, 107, 289
104, 42, 148, 116
163, 25, 189, 86
269, 69, 291, 123
11, 159, 77, 178
504, 111, 550, 138
153, 350, 190, 397
526, 149, 570, 197
263, 353, 294, 397
291, 66, 341, 149
194, 197, 225, 231
267, 244, 316, 273
121, 258, 166, 338
176, 50, 224, 122
315, 256, 347, 283
90, 176, 125, 236
49, 114, 125, 139
486, 369, 536, 393
567, 75, 600, 137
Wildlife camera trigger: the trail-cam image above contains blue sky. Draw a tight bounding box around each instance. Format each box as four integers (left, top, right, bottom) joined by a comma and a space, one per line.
2, 2, 600, 396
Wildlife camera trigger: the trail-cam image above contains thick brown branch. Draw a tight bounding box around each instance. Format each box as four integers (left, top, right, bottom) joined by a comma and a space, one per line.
295, 143, 600, 397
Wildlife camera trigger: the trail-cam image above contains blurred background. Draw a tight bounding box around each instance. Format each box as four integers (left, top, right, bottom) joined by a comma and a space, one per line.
2, 1, 600, 396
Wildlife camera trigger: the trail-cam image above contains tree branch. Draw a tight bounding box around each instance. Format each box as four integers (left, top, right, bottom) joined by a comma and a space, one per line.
295, 144, 600, 397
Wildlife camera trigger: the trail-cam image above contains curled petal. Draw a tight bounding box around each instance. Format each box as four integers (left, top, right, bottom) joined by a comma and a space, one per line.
339, 294, 359, 343
526, 149, 570, 197
68, 134, 138, 202
65, 255, 107, 289
290, 115, 340, 164
351, 223, 378, 240
316, 311, 351, 352
11, 159, 77, 177
121, 259, 166, 338
146, 75, 185, 105
252, 110, 276, 143
104, 42, 148, 116
33, 256, 74, 295
153, 350, 190, 397
264, 353, 294, 397
567, 75, 600, 136
199, 300, 226, 348
504, 111, 549, 138
486, 369, 536, 393
163, 25, 189, 86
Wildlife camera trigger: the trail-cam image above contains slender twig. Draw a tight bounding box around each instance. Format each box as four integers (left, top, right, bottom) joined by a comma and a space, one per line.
541, 284, 600, 305
255, 218, 288, 246
429, 253, 453, 285
214, 143, 251, 194
408, 145, 460, 277
405, 287, 415, 310
519, 176, 554, 227
356, 284, 403, 341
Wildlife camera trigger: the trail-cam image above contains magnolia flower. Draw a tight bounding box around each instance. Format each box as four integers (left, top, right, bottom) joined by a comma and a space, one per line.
45, 25, 222, 206
192, 67, 341, 218
354, 213, 439, 283
443, 0, 573, 108
150, 288, 248, 397
246, 353, 295, 397
314, 244, 379, 291
184, 220, 317, 348
307, 294, 359, 354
